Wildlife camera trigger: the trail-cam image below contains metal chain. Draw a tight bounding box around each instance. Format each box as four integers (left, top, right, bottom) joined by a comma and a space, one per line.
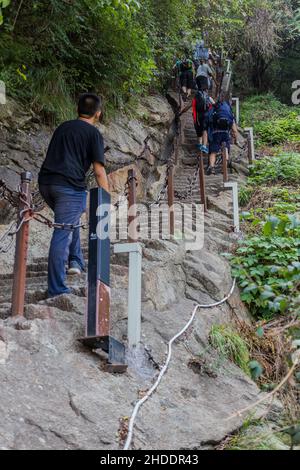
113, 174, 134, 210
149, 158, 174, 207
174, 158, 200, 201
31, 189, 45, 213
32, 212, 86, 231
0, 207, 34, 254
0, 180, 21, 208
0, 221, 17, 254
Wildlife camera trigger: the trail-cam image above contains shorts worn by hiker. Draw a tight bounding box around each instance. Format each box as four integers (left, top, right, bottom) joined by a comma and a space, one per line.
194, 119, 208, 138
180, 70, 194, 90
192, 91, 212, 137
209, 130, 231, 154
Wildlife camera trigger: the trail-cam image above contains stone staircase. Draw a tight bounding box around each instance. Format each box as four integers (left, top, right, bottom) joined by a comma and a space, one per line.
0, 241, 130, 320
0, 105, 247, 321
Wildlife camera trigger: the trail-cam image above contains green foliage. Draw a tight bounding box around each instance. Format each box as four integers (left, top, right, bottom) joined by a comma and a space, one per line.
256, 114, 300, 146
239, 185, 254, 207
209, 324, 251, 375
241, 94, 300, 147
0, 0, 157, 122
0, 0, 199, 122
248, 360, 264, 380
2, 1, 297, 122
248, 153, 300, 185
230, 215, 300, 319
226, 423, 290, 450
0, 0, 10, 26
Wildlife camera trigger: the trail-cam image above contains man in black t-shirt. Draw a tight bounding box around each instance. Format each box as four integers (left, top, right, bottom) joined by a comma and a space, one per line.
39, 93, 109, 298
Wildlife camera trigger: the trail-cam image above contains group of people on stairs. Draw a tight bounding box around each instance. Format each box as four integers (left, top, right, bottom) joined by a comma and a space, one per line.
37, 40, 238, 299
174, 40, 238, 176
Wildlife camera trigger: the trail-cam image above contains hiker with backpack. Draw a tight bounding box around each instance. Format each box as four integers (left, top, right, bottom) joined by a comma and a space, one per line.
206, 93, 238, 175
174, 58, 195, 100
196, 59, 215, 92
194, 40, 209, 67
192, 89, 214, 153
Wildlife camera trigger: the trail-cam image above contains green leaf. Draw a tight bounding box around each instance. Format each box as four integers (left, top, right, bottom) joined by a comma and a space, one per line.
260, 290, 275, 300
256, 326, 264, 338
263, 221, 273, 236
248, 360, 264, 380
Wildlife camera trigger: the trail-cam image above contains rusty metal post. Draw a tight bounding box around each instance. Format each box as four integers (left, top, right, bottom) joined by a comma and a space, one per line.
198, 153, 208, 213
11, 171, 32, 317
180, 113, 185, 145
222, 143, 229, 183
127, 169, 138, 243
167, 164, 175, 236
174, 135, 179, 166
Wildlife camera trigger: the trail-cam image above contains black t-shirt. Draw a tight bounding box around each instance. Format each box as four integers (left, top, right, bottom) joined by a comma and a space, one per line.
38, 119, 105, 190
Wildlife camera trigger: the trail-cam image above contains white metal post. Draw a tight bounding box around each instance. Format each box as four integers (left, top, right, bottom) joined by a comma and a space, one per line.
114, 242, 142, 348
226, 59, 231, 73
244, 127, 255, 161
224, 182, 240, 233
232, 97, 240, 125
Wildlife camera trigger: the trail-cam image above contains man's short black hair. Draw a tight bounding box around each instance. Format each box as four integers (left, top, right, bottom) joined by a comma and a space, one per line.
78, 93, 102, 117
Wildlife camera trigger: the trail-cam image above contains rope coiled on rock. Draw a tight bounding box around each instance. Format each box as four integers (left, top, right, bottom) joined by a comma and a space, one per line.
123, 278, 237, 450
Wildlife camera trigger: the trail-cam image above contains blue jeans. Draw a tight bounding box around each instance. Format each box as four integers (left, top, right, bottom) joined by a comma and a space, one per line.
39, 185, 87, 297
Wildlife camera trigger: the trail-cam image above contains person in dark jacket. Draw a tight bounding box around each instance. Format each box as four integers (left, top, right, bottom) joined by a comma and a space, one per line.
39, 93, 109, 297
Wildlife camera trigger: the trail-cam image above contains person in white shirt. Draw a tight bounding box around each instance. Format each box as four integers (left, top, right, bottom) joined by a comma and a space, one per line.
196, 60, 214, 91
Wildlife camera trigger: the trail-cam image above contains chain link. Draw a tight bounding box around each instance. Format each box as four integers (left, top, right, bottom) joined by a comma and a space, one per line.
32, 212, 86, 231
0, 207, 34, 254
0, 180, 21, 208
31, 189, 45, 213
149, 158, 174, 207
0, 221, 17, 254
174, 158, 200, 201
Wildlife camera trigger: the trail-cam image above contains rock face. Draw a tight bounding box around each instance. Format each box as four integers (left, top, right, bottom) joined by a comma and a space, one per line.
0, 96, 174, 223
0, 94, 282, 450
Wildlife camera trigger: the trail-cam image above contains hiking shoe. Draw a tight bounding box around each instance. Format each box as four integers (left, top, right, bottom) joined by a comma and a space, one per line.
201, 145, 209, 154
67, 261, 82, 276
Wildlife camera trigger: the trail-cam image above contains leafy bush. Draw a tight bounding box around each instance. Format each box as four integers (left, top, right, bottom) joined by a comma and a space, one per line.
256, 113, 300, 146
209, 324, 250, 374
239, 185, 254, 207
0, 0, 198, 122
240, 94, 292, 129
248, 153, 300, 186
241, 94, 300, 147
230, 216, 300, 319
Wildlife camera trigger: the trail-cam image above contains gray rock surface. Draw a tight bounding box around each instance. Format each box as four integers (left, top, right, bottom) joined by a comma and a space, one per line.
0, 93, 282, 450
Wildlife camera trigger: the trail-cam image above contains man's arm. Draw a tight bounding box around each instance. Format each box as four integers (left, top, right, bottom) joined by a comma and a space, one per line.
93, 162, 109, 192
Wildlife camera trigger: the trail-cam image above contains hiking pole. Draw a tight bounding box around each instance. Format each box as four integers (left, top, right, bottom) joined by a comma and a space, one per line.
198, 152, 207, 213
11, 172, 32, 317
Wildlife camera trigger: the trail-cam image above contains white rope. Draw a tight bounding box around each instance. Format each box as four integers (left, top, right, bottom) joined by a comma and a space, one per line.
123, 278, 237, 450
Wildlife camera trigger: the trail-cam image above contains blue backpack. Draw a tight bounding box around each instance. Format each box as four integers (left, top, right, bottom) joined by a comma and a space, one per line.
212, 102, 234, 131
